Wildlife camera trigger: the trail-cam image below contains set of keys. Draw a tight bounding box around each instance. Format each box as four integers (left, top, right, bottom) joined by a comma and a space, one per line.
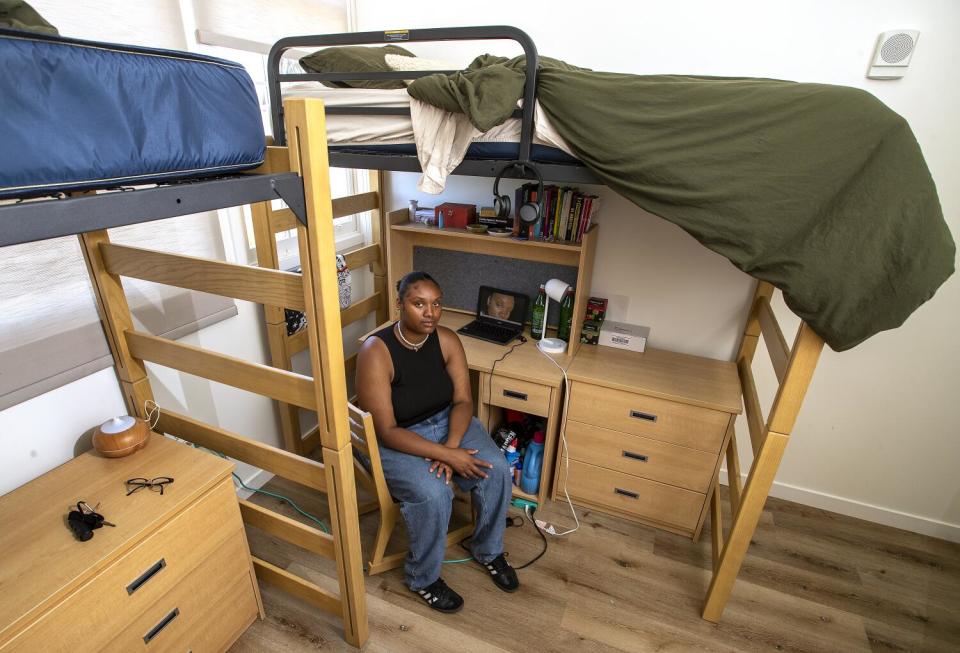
67, 501, 116, 542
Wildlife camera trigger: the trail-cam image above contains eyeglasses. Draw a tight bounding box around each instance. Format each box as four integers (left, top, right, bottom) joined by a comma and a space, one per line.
125, 476, 174, 496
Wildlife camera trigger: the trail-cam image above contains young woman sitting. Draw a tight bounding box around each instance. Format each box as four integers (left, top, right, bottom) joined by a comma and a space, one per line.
355, 271, 519, 613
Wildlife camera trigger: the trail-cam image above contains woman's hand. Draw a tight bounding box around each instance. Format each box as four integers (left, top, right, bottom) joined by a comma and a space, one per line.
442, 448, 494, 479
425, 458, 453, 484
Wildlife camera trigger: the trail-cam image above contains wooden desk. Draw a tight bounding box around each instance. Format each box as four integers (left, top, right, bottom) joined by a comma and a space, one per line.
442, 311, 565, 505
555, 344, 742, 539
0, 434, 261, 652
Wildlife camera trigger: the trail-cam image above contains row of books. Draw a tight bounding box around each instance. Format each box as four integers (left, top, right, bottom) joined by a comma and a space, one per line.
516, 184, 600, 243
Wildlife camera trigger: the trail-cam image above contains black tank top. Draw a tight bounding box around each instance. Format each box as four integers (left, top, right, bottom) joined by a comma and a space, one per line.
374, 323, 454, 428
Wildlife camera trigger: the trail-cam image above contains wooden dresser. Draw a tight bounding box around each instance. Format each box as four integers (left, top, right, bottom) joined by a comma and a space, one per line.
0, 434, 262, 652
555, 345, 742, 538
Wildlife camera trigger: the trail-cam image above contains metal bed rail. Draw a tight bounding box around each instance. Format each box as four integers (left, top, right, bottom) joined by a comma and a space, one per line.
267, 26, 540, 163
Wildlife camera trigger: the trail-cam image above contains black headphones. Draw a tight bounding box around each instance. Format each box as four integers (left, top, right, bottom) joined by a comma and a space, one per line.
493, 162, 544, 227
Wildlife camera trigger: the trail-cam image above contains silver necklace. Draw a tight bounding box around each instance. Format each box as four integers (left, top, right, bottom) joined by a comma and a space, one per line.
395, 321, 428, 351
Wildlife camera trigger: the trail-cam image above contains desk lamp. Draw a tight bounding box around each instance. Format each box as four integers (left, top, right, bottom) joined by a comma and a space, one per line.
538, 278, 571, 354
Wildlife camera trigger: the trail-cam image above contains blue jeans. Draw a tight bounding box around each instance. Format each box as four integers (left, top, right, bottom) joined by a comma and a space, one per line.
377, 406, 512, 590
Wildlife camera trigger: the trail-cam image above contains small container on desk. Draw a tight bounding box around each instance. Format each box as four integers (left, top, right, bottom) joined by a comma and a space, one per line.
435, 203, 477, 229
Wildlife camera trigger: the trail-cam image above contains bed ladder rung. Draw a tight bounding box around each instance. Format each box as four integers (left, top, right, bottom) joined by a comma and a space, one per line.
268, 191, 380, 233
101, 242, 305, 310
239, 499, 334, 558
251, 556, 341, 616
737, 357, 765, 456
155, 408, 327, 492
333, 191, 379, 219
757, 297, 789, 383
343, 243, 380, 270
126, 329, 317, 410
341, 293, 382, 328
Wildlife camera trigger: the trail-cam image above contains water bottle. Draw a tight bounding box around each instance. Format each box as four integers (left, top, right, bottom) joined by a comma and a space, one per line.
504, 439, 520, 480
531, 284, 547, 340
557, 288, 574, 342
521, 431, 545, 495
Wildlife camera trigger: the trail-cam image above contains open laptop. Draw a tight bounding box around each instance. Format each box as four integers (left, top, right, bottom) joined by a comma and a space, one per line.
457, 286, 529, 345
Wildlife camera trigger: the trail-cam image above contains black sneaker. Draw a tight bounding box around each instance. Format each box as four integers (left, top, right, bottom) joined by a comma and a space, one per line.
479, 554, 519, 592
412, 577, 464, 613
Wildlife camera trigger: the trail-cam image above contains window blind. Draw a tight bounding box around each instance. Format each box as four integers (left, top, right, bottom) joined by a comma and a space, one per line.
192, 0, 347, 47
0, 212, 237, 411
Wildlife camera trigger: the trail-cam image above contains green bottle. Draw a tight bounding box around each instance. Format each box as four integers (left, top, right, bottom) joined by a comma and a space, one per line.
531, 284, 546, 340
557, 289, 574, 342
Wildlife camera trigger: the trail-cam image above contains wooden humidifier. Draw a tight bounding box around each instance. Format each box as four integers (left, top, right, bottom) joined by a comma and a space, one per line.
92, 415, 150, 458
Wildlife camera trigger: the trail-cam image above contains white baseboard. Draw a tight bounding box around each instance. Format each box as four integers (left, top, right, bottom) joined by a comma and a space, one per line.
719, 470, 960, 543
234, 468, 275, 500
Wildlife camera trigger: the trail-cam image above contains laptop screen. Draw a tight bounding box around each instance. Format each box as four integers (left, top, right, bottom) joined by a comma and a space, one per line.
477, 286, 529, 327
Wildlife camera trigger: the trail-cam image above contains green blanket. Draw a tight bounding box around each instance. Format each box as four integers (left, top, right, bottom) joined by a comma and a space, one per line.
409, 56, 955, 351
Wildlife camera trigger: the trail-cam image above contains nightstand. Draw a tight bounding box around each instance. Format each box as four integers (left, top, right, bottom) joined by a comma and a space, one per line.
0, 434, 262, 651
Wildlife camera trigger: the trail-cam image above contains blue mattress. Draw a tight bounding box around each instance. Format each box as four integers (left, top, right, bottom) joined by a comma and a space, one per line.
0, 28, 265, 199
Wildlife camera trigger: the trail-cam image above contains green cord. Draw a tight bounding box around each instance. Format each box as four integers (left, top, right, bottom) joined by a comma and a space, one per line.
232, 472, 330, 534
442, 557, 473, 564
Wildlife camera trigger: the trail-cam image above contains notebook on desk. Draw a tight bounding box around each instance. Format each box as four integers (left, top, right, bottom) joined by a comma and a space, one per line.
457, 286, 529, 345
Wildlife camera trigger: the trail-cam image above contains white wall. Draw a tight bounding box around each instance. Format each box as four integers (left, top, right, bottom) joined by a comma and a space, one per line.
357, 0, 960, 540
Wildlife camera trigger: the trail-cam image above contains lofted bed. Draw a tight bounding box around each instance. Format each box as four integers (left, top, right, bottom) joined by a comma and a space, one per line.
0, 27, 370, 648
262, 24, 954, 626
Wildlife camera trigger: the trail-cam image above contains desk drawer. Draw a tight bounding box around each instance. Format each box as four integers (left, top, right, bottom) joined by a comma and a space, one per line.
563, 420, 717, 493
102, 529, 256, 652
568, 382, 728, 452
564, 459, 704, 532
3, 479, 240, 653
488, 375, 551, 416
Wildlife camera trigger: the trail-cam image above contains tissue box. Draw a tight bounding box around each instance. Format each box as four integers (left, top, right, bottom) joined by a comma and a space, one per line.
435, 203, 477, 229
599, 321, 649, 353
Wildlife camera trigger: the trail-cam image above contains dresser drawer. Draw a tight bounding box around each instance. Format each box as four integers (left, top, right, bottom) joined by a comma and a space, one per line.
488, 375, 551, 416
568, 382, 728, 452
102, 529, 256, 652
564, 459, 705, 532
563, 420, 717, 493
3, 479, 240, 653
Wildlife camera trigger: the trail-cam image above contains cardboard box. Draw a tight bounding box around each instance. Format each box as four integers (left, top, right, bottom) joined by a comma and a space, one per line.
585, 297, 608, 323
580, 319, 603, 345
599, 321, 649, 353
435, 203, 477, 229
477, 207, 511, 229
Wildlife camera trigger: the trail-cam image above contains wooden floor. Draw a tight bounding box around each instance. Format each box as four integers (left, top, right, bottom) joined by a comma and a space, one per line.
231, 476, 960, 652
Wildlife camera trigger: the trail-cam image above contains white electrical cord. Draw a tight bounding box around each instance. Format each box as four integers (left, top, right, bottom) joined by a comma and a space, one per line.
144, 399, 161, 429
534, 345, 581, 537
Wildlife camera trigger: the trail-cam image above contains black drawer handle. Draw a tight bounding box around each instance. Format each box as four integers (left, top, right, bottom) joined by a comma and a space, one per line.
614, 487, 639, 500
127, 558, 166, 595
622, 450, 649, 462
630, 410, 657, 422
143, 607, 179, 644
503, 389, 528, 401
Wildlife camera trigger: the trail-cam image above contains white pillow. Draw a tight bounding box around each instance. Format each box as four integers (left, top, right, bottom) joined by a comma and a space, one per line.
385, 53, 458, 74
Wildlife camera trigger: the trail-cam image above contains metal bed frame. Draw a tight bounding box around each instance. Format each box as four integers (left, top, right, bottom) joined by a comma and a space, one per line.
267, 25, 599, 185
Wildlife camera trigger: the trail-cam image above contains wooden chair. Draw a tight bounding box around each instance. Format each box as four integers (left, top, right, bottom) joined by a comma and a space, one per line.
348, 403, 476, 575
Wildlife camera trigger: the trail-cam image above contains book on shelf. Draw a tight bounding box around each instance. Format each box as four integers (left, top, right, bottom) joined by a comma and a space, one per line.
500, 183, 598, 245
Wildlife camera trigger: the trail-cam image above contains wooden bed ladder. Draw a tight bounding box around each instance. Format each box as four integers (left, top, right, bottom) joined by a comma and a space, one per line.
702, 280, 824, 621
78, 98, 370, 647
250, 151, 388, 457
